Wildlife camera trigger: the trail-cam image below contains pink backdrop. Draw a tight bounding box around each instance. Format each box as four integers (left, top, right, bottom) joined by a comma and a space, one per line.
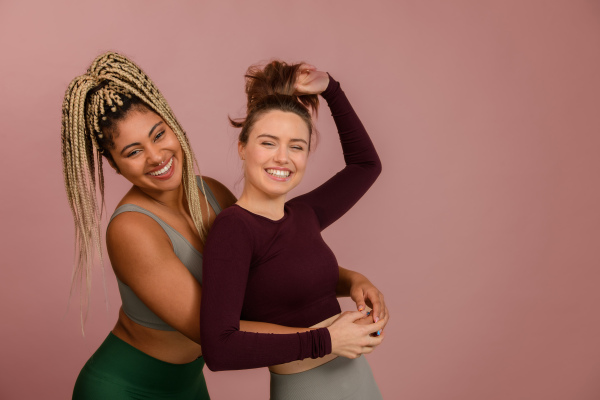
1, 1, 600, 399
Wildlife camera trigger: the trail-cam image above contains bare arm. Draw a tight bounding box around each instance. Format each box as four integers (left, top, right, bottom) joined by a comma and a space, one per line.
337, 266, 389, 326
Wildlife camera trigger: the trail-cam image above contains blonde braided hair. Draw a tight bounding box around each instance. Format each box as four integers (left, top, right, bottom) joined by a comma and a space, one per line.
61, 52, 209, 329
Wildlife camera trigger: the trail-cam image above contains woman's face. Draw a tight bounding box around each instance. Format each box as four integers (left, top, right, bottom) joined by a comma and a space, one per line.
107, 108, 184, 194
239, 110, 310, 199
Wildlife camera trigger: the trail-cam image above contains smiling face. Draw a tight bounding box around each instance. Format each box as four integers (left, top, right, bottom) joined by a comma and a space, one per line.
106, 108, 184, 194
239, 110, 310, 200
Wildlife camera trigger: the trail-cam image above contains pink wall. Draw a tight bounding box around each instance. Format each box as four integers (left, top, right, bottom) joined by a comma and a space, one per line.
1, 1, 600, 399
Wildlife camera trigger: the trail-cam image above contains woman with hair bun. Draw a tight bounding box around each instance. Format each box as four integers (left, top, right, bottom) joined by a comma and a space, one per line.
200, 61, 386, 399
62, 52, 386, 399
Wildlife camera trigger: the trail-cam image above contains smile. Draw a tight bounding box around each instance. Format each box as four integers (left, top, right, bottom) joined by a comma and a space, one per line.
266, 168, 291, 178
148, 157, 173, 176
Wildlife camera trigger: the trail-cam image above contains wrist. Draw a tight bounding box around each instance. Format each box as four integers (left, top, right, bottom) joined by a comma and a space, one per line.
320, 74, 339, 100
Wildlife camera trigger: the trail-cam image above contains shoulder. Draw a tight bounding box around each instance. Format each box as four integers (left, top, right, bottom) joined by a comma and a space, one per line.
286, 196, 317, 214
106, 210, 174, 281
204, 206, 256, 257
211, 205, 252, 228
200, 175, 237, 209
107, 210, 171, 250
207, 206, 255, 241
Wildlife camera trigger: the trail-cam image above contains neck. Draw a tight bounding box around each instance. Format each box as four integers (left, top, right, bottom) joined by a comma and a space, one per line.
135, 181, 188, 213
237, 183, 287, 220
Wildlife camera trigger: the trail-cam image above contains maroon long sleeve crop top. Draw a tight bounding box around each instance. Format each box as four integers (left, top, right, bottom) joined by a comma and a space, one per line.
200, 76, 382, 371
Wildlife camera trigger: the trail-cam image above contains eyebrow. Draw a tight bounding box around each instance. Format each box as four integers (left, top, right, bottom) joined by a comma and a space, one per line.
119, 121, 164, 156
257, 133, 308, 145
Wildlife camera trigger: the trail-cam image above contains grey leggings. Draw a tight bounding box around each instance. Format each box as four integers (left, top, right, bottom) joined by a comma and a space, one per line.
270, 355, 383, 400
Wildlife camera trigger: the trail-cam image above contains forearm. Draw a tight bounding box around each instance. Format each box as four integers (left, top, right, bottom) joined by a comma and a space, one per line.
321, 76, 382, 173
336, 266, 369, 297
290, 77, 382, 230
239, 320, 311, 334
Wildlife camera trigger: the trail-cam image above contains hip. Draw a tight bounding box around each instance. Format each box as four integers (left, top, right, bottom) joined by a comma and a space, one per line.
270, 355, 382, 400
72, 332, 209, 400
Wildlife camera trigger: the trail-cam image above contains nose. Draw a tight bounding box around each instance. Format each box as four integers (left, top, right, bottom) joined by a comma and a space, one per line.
273, 146, 289, 164
146, 144, 164, 165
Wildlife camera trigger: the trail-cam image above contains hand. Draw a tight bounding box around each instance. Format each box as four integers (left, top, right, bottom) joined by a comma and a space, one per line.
294, 64, 329, 95
327, 311, 386, 359
350, 275, 389, 330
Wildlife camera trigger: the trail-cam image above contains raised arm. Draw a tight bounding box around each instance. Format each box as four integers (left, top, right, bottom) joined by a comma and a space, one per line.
290, 74, 382, 230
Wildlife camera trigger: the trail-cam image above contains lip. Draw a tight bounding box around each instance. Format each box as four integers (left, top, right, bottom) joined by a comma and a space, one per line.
147, 157, 175, 180
264, 167, 293, 182
147, 156, 172, 174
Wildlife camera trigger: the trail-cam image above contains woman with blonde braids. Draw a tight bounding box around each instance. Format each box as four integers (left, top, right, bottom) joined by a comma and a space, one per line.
63, 52, 388, 399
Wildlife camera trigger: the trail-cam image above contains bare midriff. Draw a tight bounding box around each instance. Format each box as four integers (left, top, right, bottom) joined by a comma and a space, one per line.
268, 313, 341, 375
112, 308, 203, 364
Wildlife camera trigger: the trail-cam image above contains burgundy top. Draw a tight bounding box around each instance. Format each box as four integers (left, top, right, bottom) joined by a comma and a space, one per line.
200, 76, 382, 371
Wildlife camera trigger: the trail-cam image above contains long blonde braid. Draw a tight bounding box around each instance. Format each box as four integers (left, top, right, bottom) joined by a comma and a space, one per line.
61, 52, 209, 329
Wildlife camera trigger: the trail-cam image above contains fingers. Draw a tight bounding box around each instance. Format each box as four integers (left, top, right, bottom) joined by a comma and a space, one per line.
367, 331, 385, 347
378, 295, 387, 322
379, 308, 390, 331
365, 289, 386, 322
298, 63, 317, 72
361, 346, 375, 355
368, 294, 381, 322
361, 315, 386, 336
343, 310, 369, 323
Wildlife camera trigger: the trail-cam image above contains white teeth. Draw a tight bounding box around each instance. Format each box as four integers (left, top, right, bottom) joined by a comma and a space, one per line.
266, 169, 290, 178
149, 158, 173, 176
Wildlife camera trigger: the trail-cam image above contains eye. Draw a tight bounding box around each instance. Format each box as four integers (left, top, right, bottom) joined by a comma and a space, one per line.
127, 149, 141, 158
154, 130, 165, 141
261, 141, 275, 146
291, 145, 304, 151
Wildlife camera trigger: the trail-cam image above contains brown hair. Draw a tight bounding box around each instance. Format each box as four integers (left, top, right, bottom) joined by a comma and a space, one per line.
61, 52, 210, 330
230, 60, 319, 148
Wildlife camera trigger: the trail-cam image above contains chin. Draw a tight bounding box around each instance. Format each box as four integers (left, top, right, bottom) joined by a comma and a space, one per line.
263, 182, 298, 198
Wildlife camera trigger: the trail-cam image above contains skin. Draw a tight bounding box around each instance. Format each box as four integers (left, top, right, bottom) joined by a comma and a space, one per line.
103, 105, 388, 365
235, 68, 388, 371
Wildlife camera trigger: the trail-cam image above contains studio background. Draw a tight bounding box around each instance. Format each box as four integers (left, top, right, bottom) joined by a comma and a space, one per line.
1, 1, 599, 399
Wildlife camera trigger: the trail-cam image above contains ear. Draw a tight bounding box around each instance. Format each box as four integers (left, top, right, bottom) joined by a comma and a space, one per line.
238, 141, 245, 161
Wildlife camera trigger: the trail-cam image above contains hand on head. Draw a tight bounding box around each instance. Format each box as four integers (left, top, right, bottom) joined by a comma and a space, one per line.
294, 64, 330, 96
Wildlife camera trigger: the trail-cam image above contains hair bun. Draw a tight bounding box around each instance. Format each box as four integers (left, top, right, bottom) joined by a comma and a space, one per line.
230, 59, 320, 149
243, 60, 318, 114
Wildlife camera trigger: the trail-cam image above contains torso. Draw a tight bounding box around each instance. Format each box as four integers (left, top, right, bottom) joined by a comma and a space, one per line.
112, 310, 203, 364
110, 178, 223, 364
209, 201, 343, 371
230, 202, 342, 328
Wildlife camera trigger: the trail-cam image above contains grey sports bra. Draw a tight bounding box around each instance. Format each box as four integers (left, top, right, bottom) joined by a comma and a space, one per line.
108, 176, 222, 331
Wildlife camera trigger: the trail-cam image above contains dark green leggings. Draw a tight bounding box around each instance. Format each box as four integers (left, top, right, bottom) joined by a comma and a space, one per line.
72, 333, 210, 399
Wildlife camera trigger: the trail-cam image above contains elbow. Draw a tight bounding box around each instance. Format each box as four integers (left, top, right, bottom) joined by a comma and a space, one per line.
364, 156, 382, 183
201, 332, 241, 372
202, 343, 231, 372
372, 156, 382, 179
203, 353, 226, 372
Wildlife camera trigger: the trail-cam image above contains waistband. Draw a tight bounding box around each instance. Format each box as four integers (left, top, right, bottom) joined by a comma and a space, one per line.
84, 332, 205, 391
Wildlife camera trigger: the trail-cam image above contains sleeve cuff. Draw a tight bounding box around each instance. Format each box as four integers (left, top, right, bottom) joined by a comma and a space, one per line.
320, 73, 341, 101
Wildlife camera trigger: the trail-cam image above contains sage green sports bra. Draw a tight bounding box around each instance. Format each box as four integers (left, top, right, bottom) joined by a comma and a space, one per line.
108, 176, 222, 331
